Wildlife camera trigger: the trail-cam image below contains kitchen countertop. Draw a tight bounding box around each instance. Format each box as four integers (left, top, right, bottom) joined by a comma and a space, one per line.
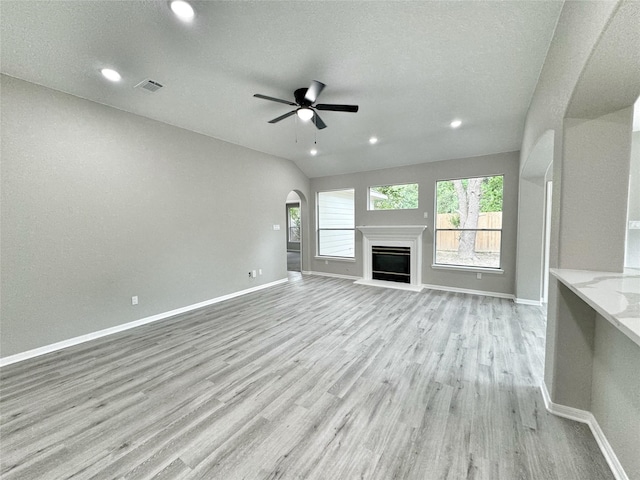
550, 268, 640, 348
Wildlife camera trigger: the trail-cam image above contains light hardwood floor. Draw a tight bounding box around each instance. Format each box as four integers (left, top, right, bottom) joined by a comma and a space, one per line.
1, 274, 614, 479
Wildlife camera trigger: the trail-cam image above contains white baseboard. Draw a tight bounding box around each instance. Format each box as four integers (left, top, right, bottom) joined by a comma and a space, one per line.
303, 271, 361, 281
515, 297, 542, 306
540, 383, 629, 480
0, 278, 288, 368
422, 283, 515, 300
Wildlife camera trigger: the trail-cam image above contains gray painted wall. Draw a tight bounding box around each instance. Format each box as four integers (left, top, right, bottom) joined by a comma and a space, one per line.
516, 129, 554, 304
515, 0, 618, 305
518, 1, 639, 477
0, 75, 310, 358
515, 176, 546, 302
308, 151, 519, 295
560, 108, 632, 272
626, 131, 640, 268
549, 281, 596, 411
519, 0, 618, 181
591, 316, 640, 480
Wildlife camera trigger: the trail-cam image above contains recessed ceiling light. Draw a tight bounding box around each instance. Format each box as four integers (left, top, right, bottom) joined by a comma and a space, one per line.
450, 119, 462, 129
297, 108, 314, 121
369, 137, 378, 144
310, 149, 318, 156
170, 0, 195, 21
100, 68, 121, 82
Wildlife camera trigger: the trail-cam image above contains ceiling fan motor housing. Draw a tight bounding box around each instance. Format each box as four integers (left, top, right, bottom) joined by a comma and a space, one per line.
294, 88, 312, 106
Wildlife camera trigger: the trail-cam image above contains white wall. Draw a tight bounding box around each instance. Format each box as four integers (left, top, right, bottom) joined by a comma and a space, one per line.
0, 75, 310, 358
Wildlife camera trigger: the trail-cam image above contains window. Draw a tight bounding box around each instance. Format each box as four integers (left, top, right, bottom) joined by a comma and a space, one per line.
317, 189, 355, 258
368, 183, 418, 210
435, 175, 503, 269
287, 204, 300, 243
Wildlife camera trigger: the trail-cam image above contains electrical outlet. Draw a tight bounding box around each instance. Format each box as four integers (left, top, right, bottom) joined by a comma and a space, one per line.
476, 273, 482, 280
424, 212, 429, 219
131, 296, 138, 305
252, 270, 257, 278
258, 269, 263, 275
273, 224, 280, 231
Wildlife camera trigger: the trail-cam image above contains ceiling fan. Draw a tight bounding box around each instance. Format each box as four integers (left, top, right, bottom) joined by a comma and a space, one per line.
253, 80, 358, 130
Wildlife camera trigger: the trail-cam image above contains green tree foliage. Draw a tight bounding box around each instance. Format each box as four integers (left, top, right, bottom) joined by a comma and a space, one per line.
479, 175, 503, 212
288, 206, 300, 241
436, 181, 458, 213
371, 184, 418, 210
436, 176, 503, 214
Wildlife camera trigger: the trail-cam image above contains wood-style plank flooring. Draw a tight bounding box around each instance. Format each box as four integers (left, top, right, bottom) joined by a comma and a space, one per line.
0, 274, 614, 479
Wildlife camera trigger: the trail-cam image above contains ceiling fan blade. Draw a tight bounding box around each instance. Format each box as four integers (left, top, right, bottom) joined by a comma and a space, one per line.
312, 111, 327, 130
304, 80, 326, 104
254, 94, 297, 106
268, 110, 296, 124
316, 104, 359, 113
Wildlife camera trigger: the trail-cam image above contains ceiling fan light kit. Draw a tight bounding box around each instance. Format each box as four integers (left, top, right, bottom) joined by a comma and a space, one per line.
296, 108, 314, 121
254, 80, 359, 130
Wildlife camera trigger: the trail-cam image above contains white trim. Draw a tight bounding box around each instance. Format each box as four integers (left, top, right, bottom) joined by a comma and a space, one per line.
314, 256, 356, 263
422, 283, 515, 300
0, 279, 288, 368
304, 271, 361, 281
354, 279, 424, 292
540, 382, 592, 423
431, 264, 504, 275
515, 297, 543, 306
540, 383, 629, 480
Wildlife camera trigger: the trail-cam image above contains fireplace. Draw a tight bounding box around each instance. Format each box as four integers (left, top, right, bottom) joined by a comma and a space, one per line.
355, 225, 427, 291
372, 246, 410, 283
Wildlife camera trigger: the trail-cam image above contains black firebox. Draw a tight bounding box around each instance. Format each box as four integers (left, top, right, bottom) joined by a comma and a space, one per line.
372, 246, 410, 283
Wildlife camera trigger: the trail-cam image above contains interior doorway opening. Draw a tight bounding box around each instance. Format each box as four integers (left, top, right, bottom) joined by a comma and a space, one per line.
286, 191, 302, 272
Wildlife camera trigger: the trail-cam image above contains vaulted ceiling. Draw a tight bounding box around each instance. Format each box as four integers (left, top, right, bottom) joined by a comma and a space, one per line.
0, 1, 564, 178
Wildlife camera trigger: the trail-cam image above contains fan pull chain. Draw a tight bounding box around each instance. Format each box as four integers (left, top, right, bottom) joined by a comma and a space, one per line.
294, 115, 298, 143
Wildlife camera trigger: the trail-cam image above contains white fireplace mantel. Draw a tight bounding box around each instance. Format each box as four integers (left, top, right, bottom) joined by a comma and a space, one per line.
356, 225, 427, 237
355, 225, 427, 292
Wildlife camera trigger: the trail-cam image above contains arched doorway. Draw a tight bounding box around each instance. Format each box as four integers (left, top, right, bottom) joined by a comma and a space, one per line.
285, 191, 302, 272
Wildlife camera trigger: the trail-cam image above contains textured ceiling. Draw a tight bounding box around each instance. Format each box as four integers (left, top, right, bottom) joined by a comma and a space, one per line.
0, 1, 564, 178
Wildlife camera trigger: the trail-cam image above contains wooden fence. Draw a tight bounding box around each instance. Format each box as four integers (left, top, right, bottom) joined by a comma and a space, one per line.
436, 212, 502, 252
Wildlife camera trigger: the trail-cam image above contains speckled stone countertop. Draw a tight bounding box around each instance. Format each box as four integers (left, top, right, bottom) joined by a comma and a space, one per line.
550, 268, 640, 348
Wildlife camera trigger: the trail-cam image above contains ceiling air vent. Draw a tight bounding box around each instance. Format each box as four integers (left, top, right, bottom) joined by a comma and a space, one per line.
135, 79, 164, 93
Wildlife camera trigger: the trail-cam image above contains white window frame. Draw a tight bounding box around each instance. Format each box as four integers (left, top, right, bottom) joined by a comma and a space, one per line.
367, 183, 419, 211
433, 175, 504, 273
